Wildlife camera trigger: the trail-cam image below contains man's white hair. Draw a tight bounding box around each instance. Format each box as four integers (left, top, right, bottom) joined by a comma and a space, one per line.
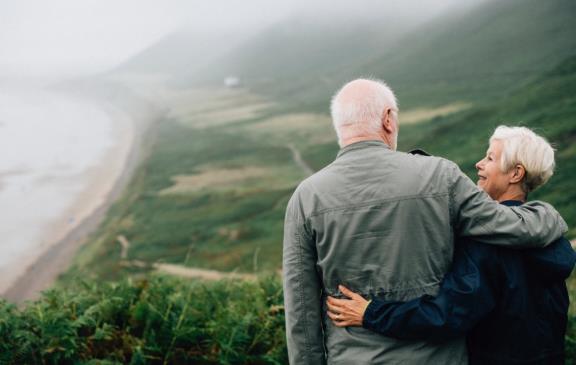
490, 125, 555, 193
330, 78, 398, 145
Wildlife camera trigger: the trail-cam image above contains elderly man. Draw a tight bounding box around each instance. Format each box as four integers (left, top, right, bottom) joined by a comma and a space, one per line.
282, 79, 568, 364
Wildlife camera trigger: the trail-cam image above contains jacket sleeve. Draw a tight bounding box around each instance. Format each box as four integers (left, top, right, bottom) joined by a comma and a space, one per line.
447, 161, 567, 247
524, 237, 576, 280
283, 191, 326, 365
362, 242, 498, 341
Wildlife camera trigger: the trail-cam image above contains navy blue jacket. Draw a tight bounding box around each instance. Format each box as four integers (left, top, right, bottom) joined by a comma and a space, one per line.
363, 200, 576, 364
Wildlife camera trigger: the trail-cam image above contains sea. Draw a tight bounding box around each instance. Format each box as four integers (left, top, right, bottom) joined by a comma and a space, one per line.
0, 83, 119, 288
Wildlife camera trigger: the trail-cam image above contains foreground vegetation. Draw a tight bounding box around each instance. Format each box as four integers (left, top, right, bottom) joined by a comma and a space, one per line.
3, 275, 576, 364
0, 276, 286, 364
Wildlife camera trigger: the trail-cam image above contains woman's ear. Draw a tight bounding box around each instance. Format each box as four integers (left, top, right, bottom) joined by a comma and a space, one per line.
510, 164, 526, 184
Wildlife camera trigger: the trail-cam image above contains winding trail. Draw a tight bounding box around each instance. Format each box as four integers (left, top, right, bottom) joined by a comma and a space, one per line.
154, 263, 256, 280
121, 260, 256, 281
287, 143, 315, 177
117, 235, 130, 260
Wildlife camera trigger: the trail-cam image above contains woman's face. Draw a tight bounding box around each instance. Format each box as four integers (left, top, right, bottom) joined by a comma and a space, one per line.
475, 140, 513, 200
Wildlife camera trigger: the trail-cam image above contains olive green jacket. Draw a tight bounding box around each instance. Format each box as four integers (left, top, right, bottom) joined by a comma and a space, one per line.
283, 140, 567, 365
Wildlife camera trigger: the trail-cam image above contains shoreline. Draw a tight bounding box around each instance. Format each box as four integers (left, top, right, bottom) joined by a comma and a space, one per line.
1, 94, 151, 303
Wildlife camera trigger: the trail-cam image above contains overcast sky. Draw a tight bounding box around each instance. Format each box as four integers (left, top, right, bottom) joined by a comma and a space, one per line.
0, 0, 479, 77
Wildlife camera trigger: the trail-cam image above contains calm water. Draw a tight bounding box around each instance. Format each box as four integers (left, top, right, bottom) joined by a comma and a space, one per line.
0, 86, 116, 272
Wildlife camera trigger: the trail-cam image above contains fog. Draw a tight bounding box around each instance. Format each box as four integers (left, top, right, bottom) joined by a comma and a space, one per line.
0, 0, 484, 78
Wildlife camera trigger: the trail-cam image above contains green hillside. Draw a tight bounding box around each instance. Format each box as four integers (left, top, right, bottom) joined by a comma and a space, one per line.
180, 0, 576, 112
359, 0, 576, 108
181, 15, 414, 94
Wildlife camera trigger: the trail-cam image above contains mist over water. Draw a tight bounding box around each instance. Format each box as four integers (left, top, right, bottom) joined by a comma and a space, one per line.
0, 87, 115, 273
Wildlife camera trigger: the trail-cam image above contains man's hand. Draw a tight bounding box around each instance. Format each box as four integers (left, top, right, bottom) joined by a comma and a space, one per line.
326, 285, 370, 327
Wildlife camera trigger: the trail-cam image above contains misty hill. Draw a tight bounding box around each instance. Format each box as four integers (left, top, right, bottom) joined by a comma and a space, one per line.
111, 30, 249, 77
359, 0, 576, 108
181, 15, 416, 87
152, 0, 573, 110
113, 2, 471, 82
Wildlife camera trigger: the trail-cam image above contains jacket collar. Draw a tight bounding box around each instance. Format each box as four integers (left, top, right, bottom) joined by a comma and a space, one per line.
500, 200, 524, 207
336, 140, 391, 159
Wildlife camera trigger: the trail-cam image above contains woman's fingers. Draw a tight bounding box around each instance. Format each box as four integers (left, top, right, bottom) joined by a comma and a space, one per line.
327, 310, 339, 320
326, 299, 343, 314
328, 312, 354, 327
328, 304, 363, 328
328, 296, 351, 307
327, 308, 351, 326
327, 290, 367, 328
338, 285, 359, 299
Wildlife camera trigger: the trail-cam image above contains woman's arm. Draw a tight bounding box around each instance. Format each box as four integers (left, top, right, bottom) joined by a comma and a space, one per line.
327, 242, 500, 341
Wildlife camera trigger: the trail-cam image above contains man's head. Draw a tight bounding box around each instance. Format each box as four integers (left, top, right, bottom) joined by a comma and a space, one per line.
331, 79, 399, 149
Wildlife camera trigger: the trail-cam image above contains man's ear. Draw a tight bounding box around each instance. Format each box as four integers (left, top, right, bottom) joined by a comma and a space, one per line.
510, 165, 526, 184
381, 108, 394, 133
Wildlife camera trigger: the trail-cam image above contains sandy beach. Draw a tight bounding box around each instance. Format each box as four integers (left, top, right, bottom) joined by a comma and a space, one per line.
0, 95, 147, 303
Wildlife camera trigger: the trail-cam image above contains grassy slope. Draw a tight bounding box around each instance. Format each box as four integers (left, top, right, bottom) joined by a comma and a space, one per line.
63, 90, 313, 281
359, 0, 576, 108
181, 0, 576, 112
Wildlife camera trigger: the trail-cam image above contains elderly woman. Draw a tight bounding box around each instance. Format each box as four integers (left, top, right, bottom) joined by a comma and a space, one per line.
327, 126, 576, 365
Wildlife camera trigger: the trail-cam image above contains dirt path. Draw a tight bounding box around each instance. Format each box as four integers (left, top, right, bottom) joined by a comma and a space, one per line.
117, 235, 131, 260
121, 260, 256, 281
287, 143, 315, 177
155, 263, 256, 280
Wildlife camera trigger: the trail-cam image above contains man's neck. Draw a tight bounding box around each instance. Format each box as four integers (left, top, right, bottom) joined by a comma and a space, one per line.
341, 136, 388, 148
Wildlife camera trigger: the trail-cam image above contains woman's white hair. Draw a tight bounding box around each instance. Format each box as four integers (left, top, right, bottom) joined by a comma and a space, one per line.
330, 78, 398, 145
490, 125, 555, 193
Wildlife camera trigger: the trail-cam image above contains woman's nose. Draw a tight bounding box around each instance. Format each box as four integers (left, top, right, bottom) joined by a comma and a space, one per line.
475, 159, 483, 170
